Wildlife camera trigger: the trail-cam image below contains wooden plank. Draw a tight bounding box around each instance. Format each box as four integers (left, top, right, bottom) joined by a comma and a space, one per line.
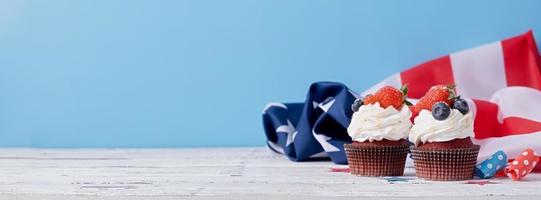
0, 147, 539, 200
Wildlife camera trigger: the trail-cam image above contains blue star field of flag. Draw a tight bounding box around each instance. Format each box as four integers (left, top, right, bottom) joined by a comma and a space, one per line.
262, 82, 357, 164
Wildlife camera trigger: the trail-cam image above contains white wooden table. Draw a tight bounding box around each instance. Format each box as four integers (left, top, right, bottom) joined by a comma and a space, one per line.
0, 147, 540, 200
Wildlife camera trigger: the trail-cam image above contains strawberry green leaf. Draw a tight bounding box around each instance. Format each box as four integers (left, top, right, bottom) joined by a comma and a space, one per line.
404, 100, 413, 106
400, 84, 408, 97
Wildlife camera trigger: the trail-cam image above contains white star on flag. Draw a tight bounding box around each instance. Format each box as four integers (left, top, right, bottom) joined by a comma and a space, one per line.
312, 129, 340, 152
275, 120, 297, 146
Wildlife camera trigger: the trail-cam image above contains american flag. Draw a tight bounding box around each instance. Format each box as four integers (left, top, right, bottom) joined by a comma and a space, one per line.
262, 30, 541, 171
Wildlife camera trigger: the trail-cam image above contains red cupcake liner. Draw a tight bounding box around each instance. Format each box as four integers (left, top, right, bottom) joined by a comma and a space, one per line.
410, 145, 480, 181
344, 143, 409, 176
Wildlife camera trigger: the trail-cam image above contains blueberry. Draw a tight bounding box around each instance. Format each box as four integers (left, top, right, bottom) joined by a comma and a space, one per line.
432, 102, 450, 120
351, 98, 363, 112
453, 98, 469, 114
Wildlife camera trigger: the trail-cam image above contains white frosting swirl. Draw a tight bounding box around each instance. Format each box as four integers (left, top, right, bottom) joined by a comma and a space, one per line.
409, 109, 474, 146
347, 102, 412, 142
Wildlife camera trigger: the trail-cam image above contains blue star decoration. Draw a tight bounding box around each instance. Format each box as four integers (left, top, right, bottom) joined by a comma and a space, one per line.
382, 177, 415, 184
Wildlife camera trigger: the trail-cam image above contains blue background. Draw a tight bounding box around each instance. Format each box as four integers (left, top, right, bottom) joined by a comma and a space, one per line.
1, 0, 540, 147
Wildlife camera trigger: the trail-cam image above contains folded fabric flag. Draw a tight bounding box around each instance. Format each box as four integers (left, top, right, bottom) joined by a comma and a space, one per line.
504, 148, 539, 181
262, 30, 541, 167
475, 150, 507, 179
263, 82, 355, 163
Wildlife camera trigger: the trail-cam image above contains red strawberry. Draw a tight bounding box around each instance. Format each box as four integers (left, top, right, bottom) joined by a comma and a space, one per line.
375, 86, 406, 110
364, 85, 410, 110
412, 84, 457, 119
363, 94, 379, 106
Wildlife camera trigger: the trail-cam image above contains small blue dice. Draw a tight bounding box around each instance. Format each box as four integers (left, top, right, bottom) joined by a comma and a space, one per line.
475, 150, 507, 179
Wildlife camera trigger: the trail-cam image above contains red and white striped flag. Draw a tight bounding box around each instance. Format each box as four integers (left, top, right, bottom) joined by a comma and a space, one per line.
362, 30, 541, 171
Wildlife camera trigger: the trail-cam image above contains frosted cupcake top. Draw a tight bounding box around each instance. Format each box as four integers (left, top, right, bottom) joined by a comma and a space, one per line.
348, 102, 412, 142
409, 109, 474, 146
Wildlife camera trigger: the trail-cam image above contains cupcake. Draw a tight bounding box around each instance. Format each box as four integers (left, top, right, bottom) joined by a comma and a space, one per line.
345, 86, 412, 176
409, 84, 479, 181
